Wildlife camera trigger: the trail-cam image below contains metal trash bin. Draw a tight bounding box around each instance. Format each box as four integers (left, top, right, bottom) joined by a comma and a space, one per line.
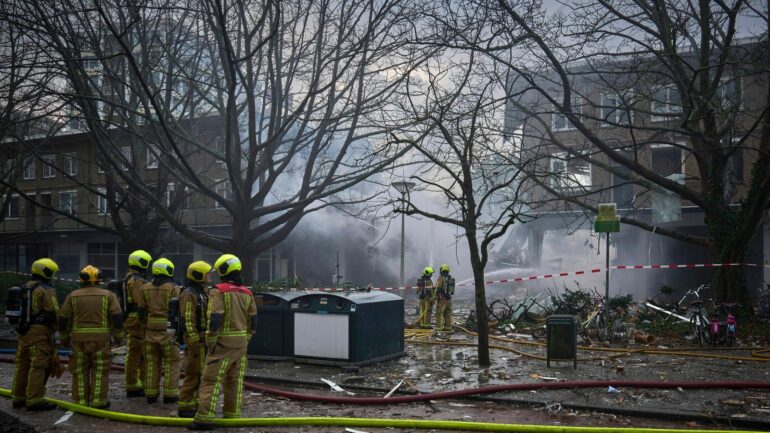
546, 314, 577, 369
287, 291, 405, 367
247, 291, 302, 360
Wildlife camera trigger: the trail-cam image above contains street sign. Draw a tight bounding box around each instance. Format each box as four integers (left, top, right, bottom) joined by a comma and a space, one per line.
594, 203, 620, 233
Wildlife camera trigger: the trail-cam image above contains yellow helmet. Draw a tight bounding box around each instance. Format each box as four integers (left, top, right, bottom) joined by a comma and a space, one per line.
214, 254, 241, 277
152, 258, 175, 277
79, 265, 103, 285
186, 261, 212, 283
128, 249, 152, 270
31, 258, 59, 279
423, 266, 434, 276
440, 264, 450, 273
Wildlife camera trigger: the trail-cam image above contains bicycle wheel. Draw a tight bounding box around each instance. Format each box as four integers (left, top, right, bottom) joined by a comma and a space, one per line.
690, 315, 704, 347
587, 312, 608, 342
608, 319, 628, 343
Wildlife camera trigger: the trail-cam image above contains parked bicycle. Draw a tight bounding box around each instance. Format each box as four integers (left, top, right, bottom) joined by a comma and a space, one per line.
580, 291, 628, 343
689, 298, 711, 347
709, 302, 740, 347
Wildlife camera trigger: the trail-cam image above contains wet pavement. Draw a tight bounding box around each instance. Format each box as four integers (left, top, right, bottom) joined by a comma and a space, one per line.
1, 304, 769, 432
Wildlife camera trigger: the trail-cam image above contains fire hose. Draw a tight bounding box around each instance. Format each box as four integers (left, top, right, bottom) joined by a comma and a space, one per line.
1, 354, 770, 431
1, 387, 767, 433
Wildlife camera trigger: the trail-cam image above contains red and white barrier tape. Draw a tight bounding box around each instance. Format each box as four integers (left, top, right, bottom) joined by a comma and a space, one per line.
5, 262, 768, 292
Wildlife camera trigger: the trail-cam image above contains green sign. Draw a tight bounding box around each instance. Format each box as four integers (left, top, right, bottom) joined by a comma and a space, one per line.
595, 203, 620, 233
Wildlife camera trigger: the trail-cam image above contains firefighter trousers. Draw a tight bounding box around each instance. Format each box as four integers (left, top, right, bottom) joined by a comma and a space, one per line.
435, 297, 453, 331
124, 319, 145, 392
419, 297, 435, 328
179, 339, 205, 411
69, 339, 112, 407
144, 332, 180, 399
11, 327, 54, 407
194, 344, 247, 422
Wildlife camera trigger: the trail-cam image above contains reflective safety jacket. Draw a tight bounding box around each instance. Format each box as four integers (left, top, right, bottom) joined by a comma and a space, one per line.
206, 282, 256, 349
59, 286, 123, 343
179, 283, 208, 343
139, 278, 181, 332
123, 270, 147, 320
435, 274, 453, 300
26, 279, 59, 335
417, 276, 434, 300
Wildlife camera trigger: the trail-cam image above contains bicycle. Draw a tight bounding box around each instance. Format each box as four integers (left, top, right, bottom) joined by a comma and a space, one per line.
670, 284, 708, 320
711, 302, 740, 347
581, 291, 609, 343
688, 299, 711, 347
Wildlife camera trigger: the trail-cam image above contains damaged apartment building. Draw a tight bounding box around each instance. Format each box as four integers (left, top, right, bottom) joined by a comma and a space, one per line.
500, 41, 770, 296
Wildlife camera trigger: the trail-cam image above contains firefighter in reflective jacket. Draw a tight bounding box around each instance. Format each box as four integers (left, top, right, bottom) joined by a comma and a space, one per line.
11, 258, 60, 411
434, 264, 455, 333
124, 249, 152, 397
178, 261, 212, 418
138, 257, 181, 404
188, 254, 257, 431
417, 266, 435, 329
59, 265, 123, 408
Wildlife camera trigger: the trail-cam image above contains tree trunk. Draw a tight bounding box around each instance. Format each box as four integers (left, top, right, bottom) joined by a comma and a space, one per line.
706, 202, 750, 306
467, 235, 490, 367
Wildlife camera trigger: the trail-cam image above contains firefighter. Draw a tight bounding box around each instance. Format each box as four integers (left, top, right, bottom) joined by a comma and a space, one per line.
59, 265, 123, 408
417, 266, 435, 329
178, 261, 212, 418
138, 257, 181, 404
11, 258, 60, 411
188, 254, 257, 430
434, 264, 455, 333
123, 249, 152, 397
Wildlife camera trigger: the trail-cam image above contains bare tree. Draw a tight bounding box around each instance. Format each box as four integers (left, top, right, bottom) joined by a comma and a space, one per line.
8, 0, 433, 280
394, 12, 539, 364
463, 0, 770, 304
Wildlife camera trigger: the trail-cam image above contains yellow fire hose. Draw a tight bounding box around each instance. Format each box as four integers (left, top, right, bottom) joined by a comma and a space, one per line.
0, 388, 765, 432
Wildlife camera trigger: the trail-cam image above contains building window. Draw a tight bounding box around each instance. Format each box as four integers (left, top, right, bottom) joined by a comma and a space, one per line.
120, 146, 132, 171
551, 96, 582, 131
22, 158, 35, 180
714, 76, 743, 112
651, 85, 682, 121
64, 153, 77, 176
58, 190, 77, 215
214, 179, 232, 208
164, 182, 188, 209
650, 145, 684, 179
5, 194, 20, 219
42, 155, 56, 178
146, 146, 158, 169
549, 151, 592, 189
55, 243, 81, 278
600, 91, 633, 126
96, 187, 108, 215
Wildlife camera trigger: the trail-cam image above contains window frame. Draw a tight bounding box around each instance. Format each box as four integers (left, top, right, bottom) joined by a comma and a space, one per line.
600, 91, 634, 127
22, 158, 35, 180
650, 85, 683, 122
649, 143, 685, 180
5, 194, 20, 220
96, 187, 108, 216
63, 153, 77, 176
58, 190, 78, 216
42, 155, 57, 179
549, 150, 593, 190
214, 179, 232, 209
551, 95, 583, 132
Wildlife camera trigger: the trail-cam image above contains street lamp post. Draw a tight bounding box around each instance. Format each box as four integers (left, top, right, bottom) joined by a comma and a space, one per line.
392, 181, 415, 288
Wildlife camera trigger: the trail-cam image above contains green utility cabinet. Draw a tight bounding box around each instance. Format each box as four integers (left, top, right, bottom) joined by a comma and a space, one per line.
287, 291, 405, 367
247, 292, 302, 360
546, 314, 577, 369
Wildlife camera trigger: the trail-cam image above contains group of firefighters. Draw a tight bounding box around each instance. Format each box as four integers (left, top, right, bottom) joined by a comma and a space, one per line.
416, 264, 455, 334
9, 251, 257, 431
